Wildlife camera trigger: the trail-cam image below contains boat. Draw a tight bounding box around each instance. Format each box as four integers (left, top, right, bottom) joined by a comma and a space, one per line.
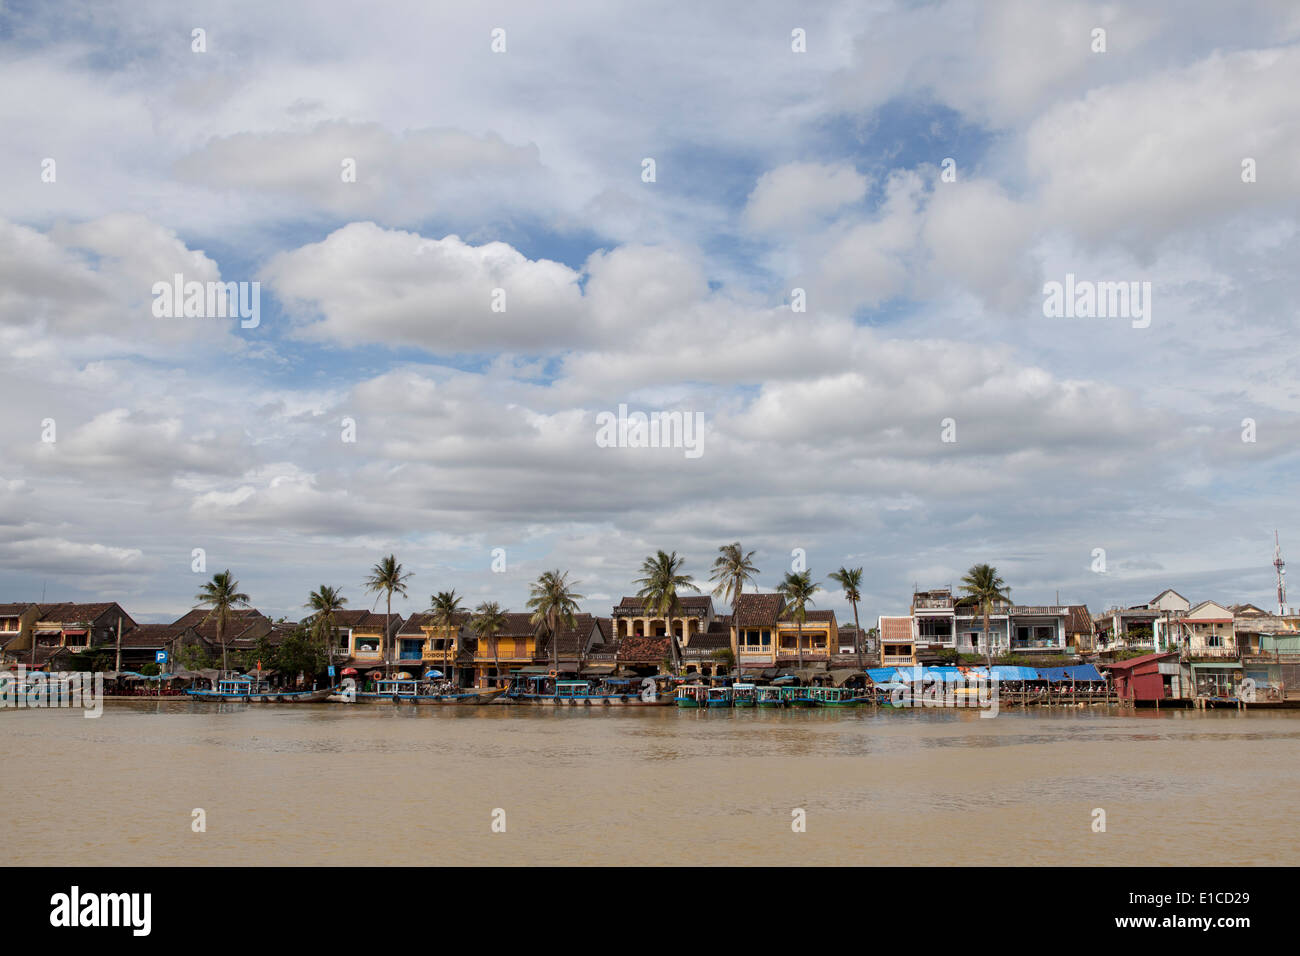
675, 683, 708, 708
754, 685, 785, 708
731, 682, 757, 707
807, 686, 865, 707
185, 677, 339, 703
353, 678, 505, 704
705, 686, 732, 708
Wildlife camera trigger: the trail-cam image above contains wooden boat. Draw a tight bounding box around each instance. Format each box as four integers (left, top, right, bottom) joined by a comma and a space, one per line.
353, 679, 505, 704
705, 686, 732, 708
731, 682, 757, 708
808, 686, 865, 707
754, 685, 785, 708
675, 683, 708, 708
185, 678, 338, 703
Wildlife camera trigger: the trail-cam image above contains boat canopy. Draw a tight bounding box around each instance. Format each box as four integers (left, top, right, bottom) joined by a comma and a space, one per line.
989, 665, 1040, 681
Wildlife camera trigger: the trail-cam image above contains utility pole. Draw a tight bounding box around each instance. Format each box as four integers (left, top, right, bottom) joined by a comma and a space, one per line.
1274, 531, 1287, 616
115, 616, 123, 672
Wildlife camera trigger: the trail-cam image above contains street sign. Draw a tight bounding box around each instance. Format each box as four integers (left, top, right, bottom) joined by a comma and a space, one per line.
155, 650, 168, 664
328, 665, 336, 677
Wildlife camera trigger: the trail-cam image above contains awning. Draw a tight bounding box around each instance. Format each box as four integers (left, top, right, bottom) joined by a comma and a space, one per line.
990, 665, 1043, 681
1191, 661, 1242, 670
581, 665, 616, 675
865, 667, 900, 683
516, 665, 551, 674
831, 670, 867, 686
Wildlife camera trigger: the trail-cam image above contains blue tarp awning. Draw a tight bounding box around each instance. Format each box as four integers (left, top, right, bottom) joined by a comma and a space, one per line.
1038, 664, 1104, 682
989, 665, 1040, 681
866, 668, 900, 683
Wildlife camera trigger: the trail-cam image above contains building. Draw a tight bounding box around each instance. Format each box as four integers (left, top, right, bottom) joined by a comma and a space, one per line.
1064, 605, 1094, 651
776, 608, 837, 668
329, 610, 407, 671
730, 593, 784, 672
7, 602, 137, 668
170, 607, 274, 664
1007, 605, 1069, 654
117, 624, 201, 671
611, 595, 717, 643
679, 615, 734, 676
1103, 651, 1182, 704
471, 612, 542, 685
0, 603, 41, 662
877, 615, 915, 666
536, 613, 613, 677
1178, 600, 1236, 657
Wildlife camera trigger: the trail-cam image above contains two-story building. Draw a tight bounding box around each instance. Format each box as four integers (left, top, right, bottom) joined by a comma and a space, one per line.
877, 615, 915, 666
730, 593, 784, 673
331, 610, 406, 672
15, 602, 137, 668
776, 608, 837, 667
0, 603, 41, 662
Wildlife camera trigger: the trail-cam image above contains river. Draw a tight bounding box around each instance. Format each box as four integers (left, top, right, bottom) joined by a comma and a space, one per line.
3, 703, 1297, 865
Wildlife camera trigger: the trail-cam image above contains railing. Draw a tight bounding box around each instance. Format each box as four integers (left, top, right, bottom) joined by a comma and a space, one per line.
913, 599, 953, 609
1011, 639, 1064, 650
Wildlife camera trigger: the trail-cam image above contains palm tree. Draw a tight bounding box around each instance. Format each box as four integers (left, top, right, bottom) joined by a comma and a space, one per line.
959, 563, 1012, 667
470, 601, 509, 688
363, 555, 412, 676
634, 550, 698, 673
429, 590, 466, 682
305, 585, 348, 671
777, 570, 820, 669
829, 567, 866, 669
527, 570, 584, 676
709, 542, 759, 610
194, 570, 250, 674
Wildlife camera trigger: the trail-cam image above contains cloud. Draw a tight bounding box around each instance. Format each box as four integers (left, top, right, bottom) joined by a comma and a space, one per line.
743, 161, 869, 231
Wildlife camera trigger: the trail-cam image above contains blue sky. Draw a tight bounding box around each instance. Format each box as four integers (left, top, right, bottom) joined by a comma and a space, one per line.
1, 0, 1299, 627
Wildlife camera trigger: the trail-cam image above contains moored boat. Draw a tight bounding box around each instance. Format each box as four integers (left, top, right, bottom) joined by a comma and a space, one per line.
731, 682, 757, 707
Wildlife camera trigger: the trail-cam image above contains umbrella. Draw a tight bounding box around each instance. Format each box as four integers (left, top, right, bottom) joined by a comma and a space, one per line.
341, 667, 358, 675
424, 670, 443, 679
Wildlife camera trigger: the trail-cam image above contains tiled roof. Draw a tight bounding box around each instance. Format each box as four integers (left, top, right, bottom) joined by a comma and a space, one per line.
732, 593, 783, 627
780, 609, 835, 623
594, 617, 614, 643
497, 613, 540, 638
397, 612, 437, 634
1065, 605, 1092, 633
688, 628, 732, 651
616, 636, 672, 664
333, 609, 405, 632
34, 603, 125, 625
0, 603, 37, 616
879, 616, 913, 642
119, 624, 192, 648
171, 608, 271, 646
615, 595, 714, 613
537, 614, 599, 658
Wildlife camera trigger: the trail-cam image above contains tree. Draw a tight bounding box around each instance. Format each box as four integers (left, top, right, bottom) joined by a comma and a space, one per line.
470, 601, 509, 688
634, 550, 698, 673
709, 542, 759, 611
363, 555, 412, 676
305, 585, 348, 672
959, 563, 1012, 667
777, 570, 820, 669
527, 570, 584, 676
429, 590, 466, 681
194, 570, 250, 674
829, 567, 866, 669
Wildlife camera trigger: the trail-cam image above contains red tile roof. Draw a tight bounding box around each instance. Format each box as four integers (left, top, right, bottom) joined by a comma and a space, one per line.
732, 593, 784, 627
879, 616, 913, 642
616, 636, 672, 664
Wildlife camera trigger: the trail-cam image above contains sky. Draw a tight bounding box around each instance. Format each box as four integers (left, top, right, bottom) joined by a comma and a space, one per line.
1, 0, 1298, 627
